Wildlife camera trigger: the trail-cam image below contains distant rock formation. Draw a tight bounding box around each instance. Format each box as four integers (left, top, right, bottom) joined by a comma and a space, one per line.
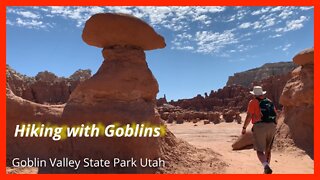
167, 71, 290, 113
226, 62, 296, 87
277, 48, 314, 158
157, 94, 168, 106
162, 60, 294, 112
6, 85, 64, 163
169, 85, 249, 112
6, 65, 91, 104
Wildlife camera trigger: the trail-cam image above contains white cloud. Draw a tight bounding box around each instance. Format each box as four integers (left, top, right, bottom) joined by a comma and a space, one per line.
270, 6, 283, 12
282, 43, 291, 51
239, 22, 251, 29
195, 30, 238, 53
174, 46, 194, 50
40, 6, 225, 31
251, 7, 271, 15
274, 43, 292, 51
17, 11, 40, 19
237, 44, 255, 52
236, 9, 248, 20
171, 32, 195, 50
300, 7, 313, 11
6, 8, 41, 19
279, 9, 293, 19
226, 15, 236, 22
194, 14, 208, 21
16, 18, 47, 29
269, 34, 282, 38
6, 19, 14, 25
252, 21, 263, 29
6, 6, 313, 56
275, 43, 292, 51
264, 18, 275, 27
276, 16, 308, 32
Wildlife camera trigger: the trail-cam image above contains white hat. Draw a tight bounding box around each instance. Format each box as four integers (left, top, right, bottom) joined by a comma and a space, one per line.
250, 86, 266, 96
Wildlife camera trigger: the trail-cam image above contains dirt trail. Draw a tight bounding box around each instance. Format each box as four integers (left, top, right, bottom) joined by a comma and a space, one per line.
167, 114, 314, 174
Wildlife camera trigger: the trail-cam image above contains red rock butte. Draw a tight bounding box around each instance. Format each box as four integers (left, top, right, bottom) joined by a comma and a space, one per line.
82, 13, 166, 50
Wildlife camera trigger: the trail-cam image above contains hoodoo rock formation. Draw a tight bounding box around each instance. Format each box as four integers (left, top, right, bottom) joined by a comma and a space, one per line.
59, 13, 166, 173
6, 13, 226, 174
277, 48, 314, 158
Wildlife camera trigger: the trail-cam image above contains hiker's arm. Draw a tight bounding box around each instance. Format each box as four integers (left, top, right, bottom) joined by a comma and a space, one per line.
242, 113, 251, 134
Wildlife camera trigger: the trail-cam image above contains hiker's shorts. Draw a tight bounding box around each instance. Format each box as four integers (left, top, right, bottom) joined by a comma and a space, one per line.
252, 122, 276, 152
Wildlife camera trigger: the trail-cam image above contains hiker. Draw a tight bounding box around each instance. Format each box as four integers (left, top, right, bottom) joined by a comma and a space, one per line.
242, 86, 277, 174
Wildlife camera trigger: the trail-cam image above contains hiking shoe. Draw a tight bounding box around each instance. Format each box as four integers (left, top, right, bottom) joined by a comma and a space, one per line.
264, 165, 273, 174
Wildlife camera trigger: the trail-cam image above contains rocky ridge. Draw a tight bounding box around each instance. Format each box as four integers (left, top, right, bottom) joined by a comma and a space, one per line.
6, 65, 91, 104
226, 62, 296, 87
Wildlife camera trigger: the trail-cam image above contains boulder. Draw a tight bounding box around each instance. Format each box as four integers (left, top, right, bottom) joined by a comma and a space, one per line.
223, 109, 239, 123
161, 112, 170, 120
193, 118, 200, 123
176, 113, 184, 124
208, 111, 221, 124
203, 120, 210, 125
232, 131, 254, 150
235, 114, 242, 124
167, 114, 174, 123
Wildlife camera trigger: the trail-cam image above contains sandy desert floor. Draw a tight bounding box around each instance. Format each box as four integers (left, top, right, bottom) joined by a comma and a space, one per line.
167, 113, 314, 174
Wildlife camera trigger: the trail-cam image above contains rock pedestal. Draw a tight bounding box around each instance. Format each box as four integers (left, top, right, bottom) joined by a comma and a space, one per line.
59, 13, 166, 173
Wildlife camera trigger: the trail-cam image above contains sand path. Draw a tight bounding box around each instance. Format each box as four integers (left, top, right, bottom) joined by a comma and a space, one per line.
167, 115, 314, 174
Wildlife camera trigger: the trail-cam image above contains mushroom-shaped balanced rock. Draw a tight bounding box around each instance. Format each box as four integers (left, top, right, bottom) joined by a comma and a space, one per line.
82, 13, 166, 50
60, 13, 166, 174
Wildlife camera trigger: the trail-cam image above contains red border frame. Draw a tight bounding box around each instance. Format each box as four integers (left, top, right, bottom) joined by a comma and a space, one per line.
1, 0, 318, 179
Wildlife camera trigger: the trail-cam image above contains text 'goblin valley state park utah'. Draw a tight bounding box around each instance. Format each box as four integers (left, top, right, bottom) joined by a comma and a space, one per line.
6, 6, 314, 174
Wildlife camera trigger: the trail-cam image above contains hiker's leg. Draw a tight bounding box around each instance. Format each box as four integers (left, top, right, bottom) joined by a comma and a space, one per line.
256, 151, 267, 164
266, 150, 271, 164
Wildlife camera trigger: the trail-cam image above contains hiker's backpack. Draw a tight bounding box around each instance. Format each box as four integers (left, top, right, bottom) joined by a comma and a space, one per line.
257, 98, 277, 123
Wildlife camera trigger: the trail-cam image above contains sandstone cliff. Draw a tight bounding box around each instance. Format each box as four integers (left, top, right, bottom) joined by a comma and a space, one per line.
227, 62, 296, 87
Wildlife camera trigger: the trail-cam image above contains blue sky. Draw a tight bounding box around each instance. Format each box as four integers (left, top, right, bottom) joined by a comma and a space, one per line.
6, 6, 314, 100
